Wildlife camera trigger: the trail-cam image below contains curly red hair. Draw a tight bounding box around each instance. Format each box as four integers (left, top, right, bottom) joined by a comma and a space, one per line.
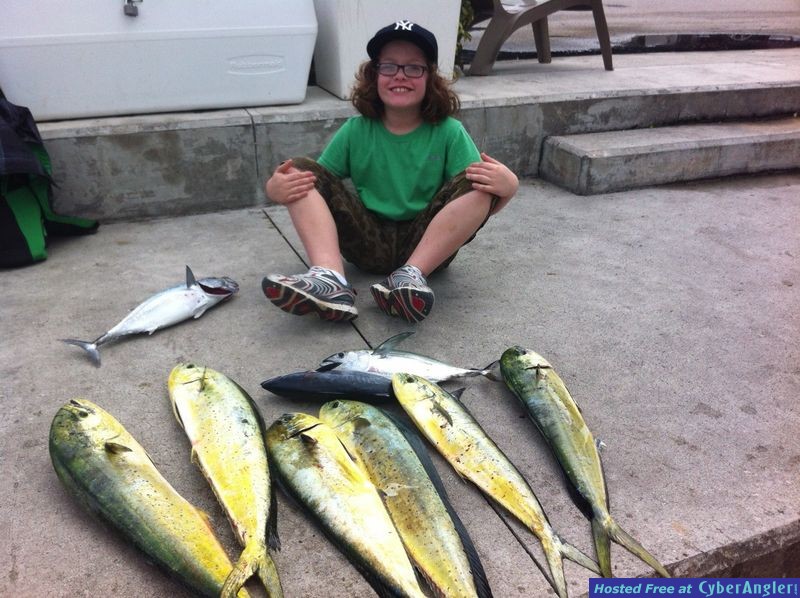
350, 60, 460, 123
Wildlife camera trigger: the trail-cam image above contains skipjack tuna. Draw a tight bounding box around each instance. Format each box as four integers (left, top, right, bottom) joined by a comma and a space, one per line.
62, 266, 238, 366
261, 369, 394, 403
318, 332, 498, 383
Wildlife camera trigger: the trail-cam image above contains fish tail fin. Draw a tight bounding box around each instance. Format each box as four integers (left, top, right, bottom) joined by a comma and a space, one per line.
61, 339, 101, 366
221, 543, 284, 598
256, 550, 284, 598
481, 360, 502, 381
602, 515, 671, 578
541, 538, 569, 598
591, 517, 613, 577
557, 534, 601, 575
220, 551, 255, 598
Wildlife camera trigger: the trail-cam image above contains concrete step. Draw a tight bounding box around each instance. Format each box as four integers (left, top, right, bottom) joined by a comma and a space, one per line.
539, 116, 800, 194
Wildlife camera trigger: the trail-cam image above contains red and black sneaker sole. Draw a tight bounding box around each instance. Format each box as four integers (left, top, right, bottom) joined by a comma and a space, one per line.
371, 284, 433, 323
262, 278, 357, 322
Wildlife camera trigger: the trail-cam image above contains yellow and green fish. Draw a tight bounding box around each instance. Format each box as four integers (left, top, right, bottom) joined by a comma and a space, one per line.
266, 412, 426, 598
500, 346, 670, 578
319, 399, 493, 598
49, 398, 249, 597
393, 373, 600, 598
168, 363, 283, 597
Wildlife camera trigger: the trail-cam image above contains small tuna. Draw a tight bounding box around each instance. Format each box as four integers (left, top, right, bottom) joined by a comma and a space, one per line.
318, 332, 498, 383
62, 266, 238, 366
261, 369, 394, 403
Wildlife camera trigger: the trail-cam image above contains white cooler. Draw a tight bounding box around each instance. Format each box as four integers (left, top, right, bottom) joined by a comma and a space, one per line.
0, 0, 318, 120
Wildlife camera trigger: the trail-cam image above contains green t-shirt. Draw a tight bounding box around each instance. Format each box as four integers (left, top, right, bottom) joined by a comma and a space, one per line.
317, 116, 481, 221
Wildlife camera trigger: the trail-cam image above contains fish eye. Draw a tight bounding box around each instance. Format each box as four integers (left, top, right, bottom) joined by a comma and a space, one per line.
337, 353, 344, 358
330, 401, 340, 408
186, 363, 196, 369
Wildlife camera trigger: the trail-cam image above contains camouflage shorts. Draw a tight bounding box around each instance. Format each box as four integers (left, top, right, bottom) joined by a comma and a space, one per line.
290, 157, 495, 275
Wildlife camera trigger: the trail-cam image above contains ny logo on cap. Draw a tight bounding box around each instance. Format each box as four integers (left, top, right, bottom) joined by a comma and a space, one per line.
394, 20, 414, 31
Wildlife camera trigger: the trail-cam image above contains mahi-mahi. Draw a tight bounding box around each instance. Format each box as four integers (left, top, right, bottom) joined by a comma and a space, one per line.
168, 363, 283, 598
500, 346, 670, 578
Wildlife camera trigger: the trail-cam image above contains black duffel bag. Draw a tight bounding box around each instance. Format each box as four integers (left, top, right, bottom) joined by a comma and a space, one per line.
0, 95, 98, 267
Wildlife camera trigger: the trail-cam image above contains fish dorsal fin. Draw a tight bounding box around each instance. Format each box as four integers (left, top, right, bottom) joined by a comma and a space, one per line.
373, 331, 415, 355
451, 387, 467, 401
104, 441, 132, 455
185, 265, 196, 288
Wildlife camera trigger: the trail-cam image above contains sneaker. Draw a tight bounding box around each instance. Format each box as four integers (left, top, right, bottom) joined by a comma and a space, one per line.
262, 266, 358, 322
370, 265, 434, 323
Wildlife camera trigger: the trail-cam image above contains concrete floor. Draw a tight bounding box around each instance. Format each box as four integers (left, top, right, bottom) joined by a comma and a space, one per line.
2, 169, 799, 596
2, 3, 800, 594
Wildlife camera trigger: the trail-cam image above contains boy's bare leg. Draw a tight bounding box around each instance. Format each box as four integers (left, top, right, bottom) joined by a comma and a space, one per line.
262, 187, 356, 322
370, 190, 492, 323
285, 188, 345, 275
405, 190, 493, 276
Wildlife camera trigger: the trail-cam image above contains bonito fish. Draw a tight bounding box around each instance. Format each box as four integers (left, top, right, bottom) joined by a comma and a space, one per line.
319, 400, 492, 598
261, 369, 394, 403
62, 266, 238, 366
318, 332, 497, 383
392, 373, 599, 598
168, 364, 283, 598
266, 412, 426, 598
49, 399, 249, 597
500, 346, 670, 578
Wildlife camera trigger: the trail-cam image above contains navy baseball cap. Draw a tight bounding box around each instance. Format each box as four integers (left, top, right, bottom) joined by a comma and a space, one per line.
367, 20, 438, 64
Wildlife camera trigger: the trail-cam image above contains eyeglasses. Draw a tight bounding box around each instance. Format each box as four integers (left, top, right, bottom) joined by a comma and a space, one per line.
376, 63, 428, 78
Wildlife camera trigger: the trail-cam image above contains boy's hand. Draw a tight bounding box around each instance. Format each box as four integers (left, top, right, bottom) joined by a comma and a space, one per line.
265, 159, 317, 204
466, 153, 520, 214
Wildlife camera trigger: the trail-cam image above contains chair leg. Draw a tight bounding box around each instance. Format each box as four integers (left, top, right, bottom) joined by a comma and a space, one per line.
591, 0, 614, 70
532, 18, 552, 64
469, 15, 514, 75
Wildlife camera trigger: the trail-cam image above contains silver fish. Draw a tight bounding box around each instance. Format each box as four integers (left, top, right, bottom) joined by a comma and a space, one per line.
62, 266, 238, 366
318, 332, 498, 384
